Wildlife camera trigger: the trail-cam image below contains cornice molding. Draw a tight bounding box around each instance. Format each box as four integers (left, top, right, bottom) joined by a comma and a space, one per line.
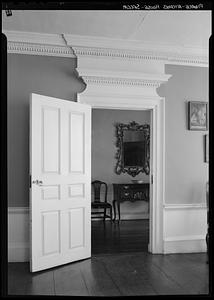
77, 68, 171, 88
4, 30, 75, 57
64, 33, 208, 56
72, 46, 208, 66
64, 33, 208, 66
3, 30, 208, 66
7, 41, 74, 57
81, 75, 169, 88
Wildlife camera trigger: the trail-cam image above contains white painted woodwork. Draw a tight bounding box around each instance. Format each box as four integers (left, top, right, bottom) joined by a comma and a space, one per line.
42, 107, 60, 173
3, 30, 208, 67
69, 113, 84, 173
163, 204, 207, 253
30, 93, 91, 272
42, 185, 60, 200
69, 184, 85, 197
69, 208, 84, 249
42, 211, 60, 255
8, 204, 207, 262
148, 108, 153, 253
74, 38, 170, 254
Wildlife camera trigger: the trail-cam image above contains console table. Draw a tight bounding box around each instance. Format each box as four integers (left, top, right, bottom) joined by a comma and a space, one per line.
112, 183, 149, 221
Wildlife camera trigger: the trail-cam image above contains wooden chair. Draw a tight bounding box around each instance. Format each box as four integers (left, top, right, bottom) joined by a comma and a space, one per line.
91, 180, 112, 221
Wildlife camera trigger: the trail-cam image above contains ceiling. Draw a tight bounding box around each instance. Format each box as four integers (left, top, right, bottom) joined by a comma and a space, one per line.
2, 10, 211, 49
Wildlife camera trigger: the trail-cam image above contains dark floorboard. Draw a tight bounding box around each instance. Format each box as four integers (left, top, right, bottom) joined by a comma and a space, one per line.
92, 219, 149, 254
8, 220, 209, 296
8, 253, 209, 296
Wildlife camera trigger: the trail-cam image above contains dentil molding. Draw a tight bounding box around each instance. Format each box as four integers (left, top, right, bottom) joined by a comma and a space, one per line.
3, 30, 208, 67
81, 76, 166, 87
4, 31, 75, 57
7, 41, 74, 57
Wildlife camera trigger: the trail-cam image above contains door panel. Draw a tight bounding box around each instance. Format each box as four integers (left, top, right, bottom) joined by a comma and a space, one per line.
69, 112, 85, 173
30, 93, 91, 272
42, 211, 60, 256
42, 106, 60, 173
69, 208, 85, 249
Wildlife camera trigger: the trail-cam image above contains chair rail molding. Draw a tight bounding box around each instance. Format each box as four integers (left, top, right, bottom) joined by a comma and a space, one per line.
3, 30, 208, 67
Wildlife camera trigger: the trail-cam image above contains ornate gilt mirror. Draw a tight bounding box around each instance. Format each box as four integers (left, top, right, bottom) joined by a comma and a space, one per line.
115, 121, 150, 177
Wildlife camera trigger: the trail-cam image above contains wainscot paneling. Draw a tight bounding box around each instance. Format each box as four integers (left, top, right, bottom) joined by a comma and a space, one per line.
8, 207, 30, 262
8, 206, 148, 262
163, 204, 207, 253
8, 203, 207, 262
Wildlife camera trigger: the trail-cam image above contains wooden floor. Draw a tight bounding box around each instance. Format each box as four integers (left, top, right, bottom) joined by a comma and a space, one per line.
8, 220, 209, 296
92, 219, 149, 254
8, 253, 209, 296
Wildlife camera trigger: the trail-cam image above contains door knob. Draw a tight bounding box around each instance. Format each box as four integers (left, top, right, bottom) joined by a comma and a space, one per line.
32, 180, 43, 186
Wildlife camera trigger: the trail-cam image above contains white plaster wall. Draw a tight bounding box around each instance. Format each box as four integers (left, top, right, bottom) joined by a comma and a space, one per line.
158, 65, 209, 205
7, 54, 85, 207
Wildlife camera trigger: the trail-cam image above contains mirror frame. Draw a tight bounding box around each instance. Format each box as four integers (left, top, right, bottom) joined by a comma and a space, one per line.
115, 121, 150, 177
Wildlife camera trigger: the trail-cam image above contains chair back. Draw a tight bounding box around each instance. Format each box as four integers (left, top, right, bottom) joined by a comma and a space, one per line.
92, 180, 108, 203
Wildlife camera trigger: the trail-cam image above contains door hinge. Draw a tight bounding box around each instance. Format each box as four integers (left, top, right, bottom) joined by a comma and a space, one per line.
151, 175, 153, 184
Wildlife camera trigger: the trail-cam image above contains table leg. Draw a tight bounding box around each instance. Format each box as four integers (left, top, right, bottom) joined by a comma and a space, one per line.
113, 200, 116, 221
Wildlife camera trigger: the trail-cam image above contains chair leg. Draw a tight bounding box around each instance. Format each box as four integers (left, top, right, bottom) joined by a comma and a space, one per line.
206, 232, 209, 263
110, 207, 112, 222
103, 208, 106, 222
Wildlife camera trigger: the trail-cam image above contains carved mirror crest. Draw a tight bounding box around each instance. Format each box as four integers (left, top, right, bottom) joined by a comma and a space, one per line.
115, 121, 150, 177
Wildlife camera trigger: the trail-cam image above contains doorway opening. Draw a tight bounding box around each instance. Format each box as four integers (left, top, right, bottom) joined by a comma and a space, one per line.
91, 108, 151, 255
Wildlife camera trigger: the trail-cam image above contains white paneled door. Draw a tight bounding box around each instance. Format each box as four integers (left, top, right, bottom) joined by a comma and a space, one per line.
30, 93, 91, 272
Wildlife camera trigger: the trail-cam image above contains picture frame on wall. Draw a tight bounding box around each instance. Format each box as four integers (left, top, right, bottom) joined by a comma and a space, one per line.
188, 101, 208, 130
205, 134, 209, 163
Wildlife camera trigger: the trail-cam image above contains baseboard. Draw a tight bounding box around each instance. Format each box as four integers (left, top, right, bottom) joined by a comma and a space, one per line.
120, 213, 149, 220
163, 236, 207, 254
92, 214, 149, 221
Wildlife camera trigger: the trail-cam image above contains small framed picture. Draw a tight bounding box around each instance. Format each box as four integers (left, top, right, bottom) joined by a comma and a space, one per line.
188, 101, 208, 130
205, 134, 209, 163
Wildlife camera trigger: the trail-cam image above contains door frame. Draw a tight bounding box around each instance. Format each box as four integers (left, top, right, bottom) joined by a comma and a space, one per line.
78, 95, 165, 254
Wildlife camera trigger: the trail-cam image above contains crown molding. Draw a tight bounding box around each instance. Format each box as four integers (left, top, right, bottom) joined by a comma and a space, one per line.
64, 33, 208, 56
66, 33, 208, 66
76, 68, 171, 81
82, 76, 164, 88
7, 41, 75, 57
3, 30, 75, 57
3, 30, 65, 45
3, 30, 208, 66
72, 46, 208, 66
77, 68, 171, 88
